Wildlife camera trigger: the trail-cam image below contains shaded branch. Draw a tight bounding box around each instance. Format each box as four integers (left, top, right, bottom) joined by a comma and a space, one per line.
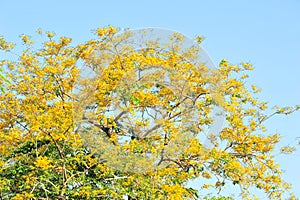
82, 116, 116, 145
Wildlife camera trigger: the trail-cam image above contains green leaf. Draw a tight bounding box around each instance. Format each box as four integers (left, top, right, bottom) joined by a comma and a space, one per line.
131, 96, 140, 105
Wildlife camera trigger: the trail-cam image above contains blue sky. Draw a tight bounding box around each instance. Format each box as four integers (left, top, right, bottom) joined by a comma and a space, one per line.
1, 0, 299, 198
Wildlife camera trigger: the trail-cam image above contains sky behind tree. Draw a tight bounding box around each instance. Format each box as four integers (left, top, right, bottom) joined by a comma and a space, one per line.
1, 0, 299, 198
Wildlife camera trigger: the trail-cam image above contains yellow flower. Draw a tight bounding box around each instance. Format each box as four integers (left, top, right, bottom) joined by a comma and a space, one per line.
46, 32, 55, 38
35, 156, 53, 170
36, 29, 42, 35
202, 171, 211, 179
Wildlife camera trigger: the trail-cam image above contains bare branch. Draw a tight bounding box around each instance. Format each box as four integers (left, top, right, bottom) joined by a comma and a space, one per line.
114, 110, 127, 122
82, 115, 116, 145
139, 124, 162, 140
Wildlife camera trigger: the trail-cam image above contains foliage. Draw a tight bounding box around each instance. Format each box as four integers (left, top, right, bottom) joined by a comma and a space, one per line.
0, 36, 11, 92
0, 68, 9, 92
202, 196, 233, 200
0, 26, 298, 199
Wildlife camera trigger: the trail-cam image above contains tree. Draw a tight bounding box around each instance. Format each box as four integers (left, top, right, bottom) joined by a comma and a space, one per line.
0, 26, 298, 199
0, 36, 13, 92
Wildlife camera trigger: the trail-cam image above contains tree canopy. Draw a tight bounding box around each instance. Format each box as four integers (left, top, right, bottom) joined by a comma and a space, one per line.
0, 26, 298, 199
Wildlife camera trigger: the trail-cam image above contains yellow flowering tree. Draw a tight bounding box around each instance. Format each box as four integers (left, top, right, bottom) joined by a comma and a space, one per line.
0, 26, 298, 199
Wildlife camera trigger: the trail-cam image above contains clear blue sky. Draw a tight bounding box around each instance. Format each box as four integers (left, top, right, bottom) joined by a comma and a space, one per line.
1, 0, 299, 198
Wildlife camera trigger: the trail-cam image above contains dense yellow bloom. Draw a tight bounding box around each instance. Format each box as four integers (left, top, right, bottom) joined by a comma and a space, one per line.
0, 26, 297, 199
35, 156, 53, 170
